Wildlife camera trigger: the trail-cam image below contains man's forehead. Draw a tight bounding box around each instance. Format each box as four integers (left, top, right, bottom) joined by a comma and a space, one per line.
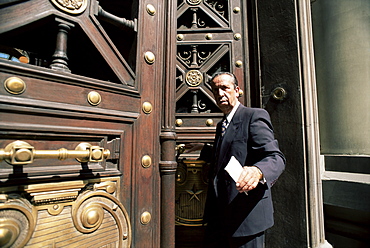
212, 75, 233, 85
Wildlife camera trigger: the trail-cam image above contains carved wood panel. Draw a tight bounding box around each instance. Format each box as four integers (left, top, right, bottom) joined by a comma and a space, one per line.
0, 0, 163, 247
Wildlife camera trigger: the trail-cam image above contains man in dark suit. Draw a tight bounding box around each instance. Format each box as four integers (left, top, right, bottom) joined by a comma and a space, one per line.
203, 72, 286, 248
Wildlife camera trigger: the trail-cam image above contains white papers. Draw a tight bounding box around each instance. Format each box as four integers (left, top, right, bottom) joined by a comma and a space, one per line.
224, 156, 243, 182
224, 156, 248, 195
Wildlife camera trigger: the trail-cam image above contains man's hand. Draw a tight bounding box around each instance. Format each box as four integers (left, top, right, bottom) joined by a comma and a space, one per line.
236, 166, 263, 193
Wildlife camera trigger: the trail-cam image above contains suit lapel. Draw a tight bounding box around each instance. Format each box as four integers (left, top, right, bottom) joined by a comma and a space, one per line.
215, 104, 243, 174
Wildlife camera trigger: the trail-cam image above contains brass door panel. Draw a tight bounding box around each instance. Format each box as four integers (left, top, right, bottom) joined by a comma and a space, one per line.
0, 177, 131, 247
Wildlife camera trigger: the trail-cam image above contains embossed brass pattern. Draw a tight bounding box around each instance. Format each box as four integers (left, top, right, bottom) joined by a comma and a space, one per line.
142, 101, 153, 114
205, 119, 214, 126
87, 91, 101, 106
185, 70, 203, 87
0, 178, 131, 247
175, 160, 208, 226
0, 141, 110, 165
0, 194, 37, 248
175, 119, 183, 127
146, 4, 156, 16
140, 211, 151, 225
50, 0, 88, 15
144, 51, 155, 64
234, 33, 242, 40
141, 155, 152, 168
235, 60, 243, 67
4, 76, 26, 94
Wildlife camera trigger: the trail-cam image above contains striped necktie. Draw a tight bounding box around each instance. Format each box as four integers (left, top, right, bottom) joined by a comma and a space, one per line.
221, 118, 228, 136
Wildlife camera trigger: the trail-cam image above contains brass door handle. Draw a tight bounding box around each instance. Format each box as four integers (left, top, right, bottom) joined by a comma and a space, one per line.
0, 141, 110, 165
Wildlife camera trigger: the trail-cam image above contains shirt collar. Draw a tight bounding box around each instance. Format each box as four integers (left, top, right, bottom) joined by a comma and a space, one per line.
225, 101, 240, 124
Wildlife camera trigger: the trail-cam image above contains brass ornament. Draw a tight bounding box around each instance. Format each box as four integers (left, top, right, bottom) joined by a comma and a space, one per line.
87, 91, 102, 106
235, 60, 243, 67
72, 185, 132, 246
175, 160, 208, 226
239, 89, 244, 97
144, 51, 155, 64
94, 181, 117, 194
4, 76, 26, 95
50, 0, 88, 15
0, 195, 37, 248
146, 4, 156, 15
140, 211, 151, 225
80, 204, 104, 229
233, 7, 241, 13
141, 155, 152, 168
0, 219, 19, 248
271, 86, 288, 101
187, 0, 201, 5
205, 119, 214, 126
175, 119, 183, 127
142, 102, 153, 114
185, 70, 203, 87
177, 34, 184, 41
205, 33, 213, 40
47, 204, 65, 216
0, 141, 110, 165
234, 33, 242, 40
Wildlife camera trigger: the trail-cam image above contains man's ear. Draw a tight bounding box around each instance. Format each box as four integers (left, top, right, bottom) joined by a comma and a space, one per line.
235, 86, 241, 98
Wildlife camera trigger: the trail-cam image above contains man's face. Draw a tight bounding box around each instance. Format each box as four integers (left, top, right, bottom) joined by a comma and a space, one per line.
211, 74, 240, 114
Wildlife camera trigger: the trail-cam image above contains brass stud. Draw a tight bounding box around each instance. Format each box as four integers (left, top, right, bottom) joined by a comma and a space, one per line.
234, 33, 242, 40
239, 90, 244, 97
142, 102, 153, 114
140, 211, 151, 225
177, 34, 184, 41
81, 205, 104, 229
144, 51, 155, 64
205, 33, 213, 40
4, 77, 26, 95
141, 155, 152, 168
233, 7, 241, 13
235, 60, 243, 67
146, 4, 156, 16
87, 91, 101, 106
205, 119, 214, 126
175, 119, 183, 127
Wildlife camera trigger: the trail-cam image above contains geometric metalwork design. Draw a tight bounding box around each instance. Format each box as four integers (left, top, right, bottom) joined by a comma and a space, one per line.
187, 0, 202, 6
50, 0, 88, 15
185, 70, 203, 87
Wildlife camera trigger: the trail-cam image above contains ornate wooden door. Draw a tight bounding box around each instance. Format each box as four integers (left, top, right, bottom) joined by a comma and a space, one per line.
0, 0, 164, 247
174, 0, 251, 246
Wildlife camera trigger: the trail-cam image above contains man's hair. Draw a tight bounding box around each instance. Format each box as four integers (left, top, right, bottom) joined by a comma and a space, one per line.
209, 71, 238, 87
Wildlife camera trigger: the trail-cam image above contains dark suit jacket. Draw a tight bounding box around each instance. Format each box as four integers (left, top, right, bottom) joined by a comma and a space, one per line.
204, 104, 286, 238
